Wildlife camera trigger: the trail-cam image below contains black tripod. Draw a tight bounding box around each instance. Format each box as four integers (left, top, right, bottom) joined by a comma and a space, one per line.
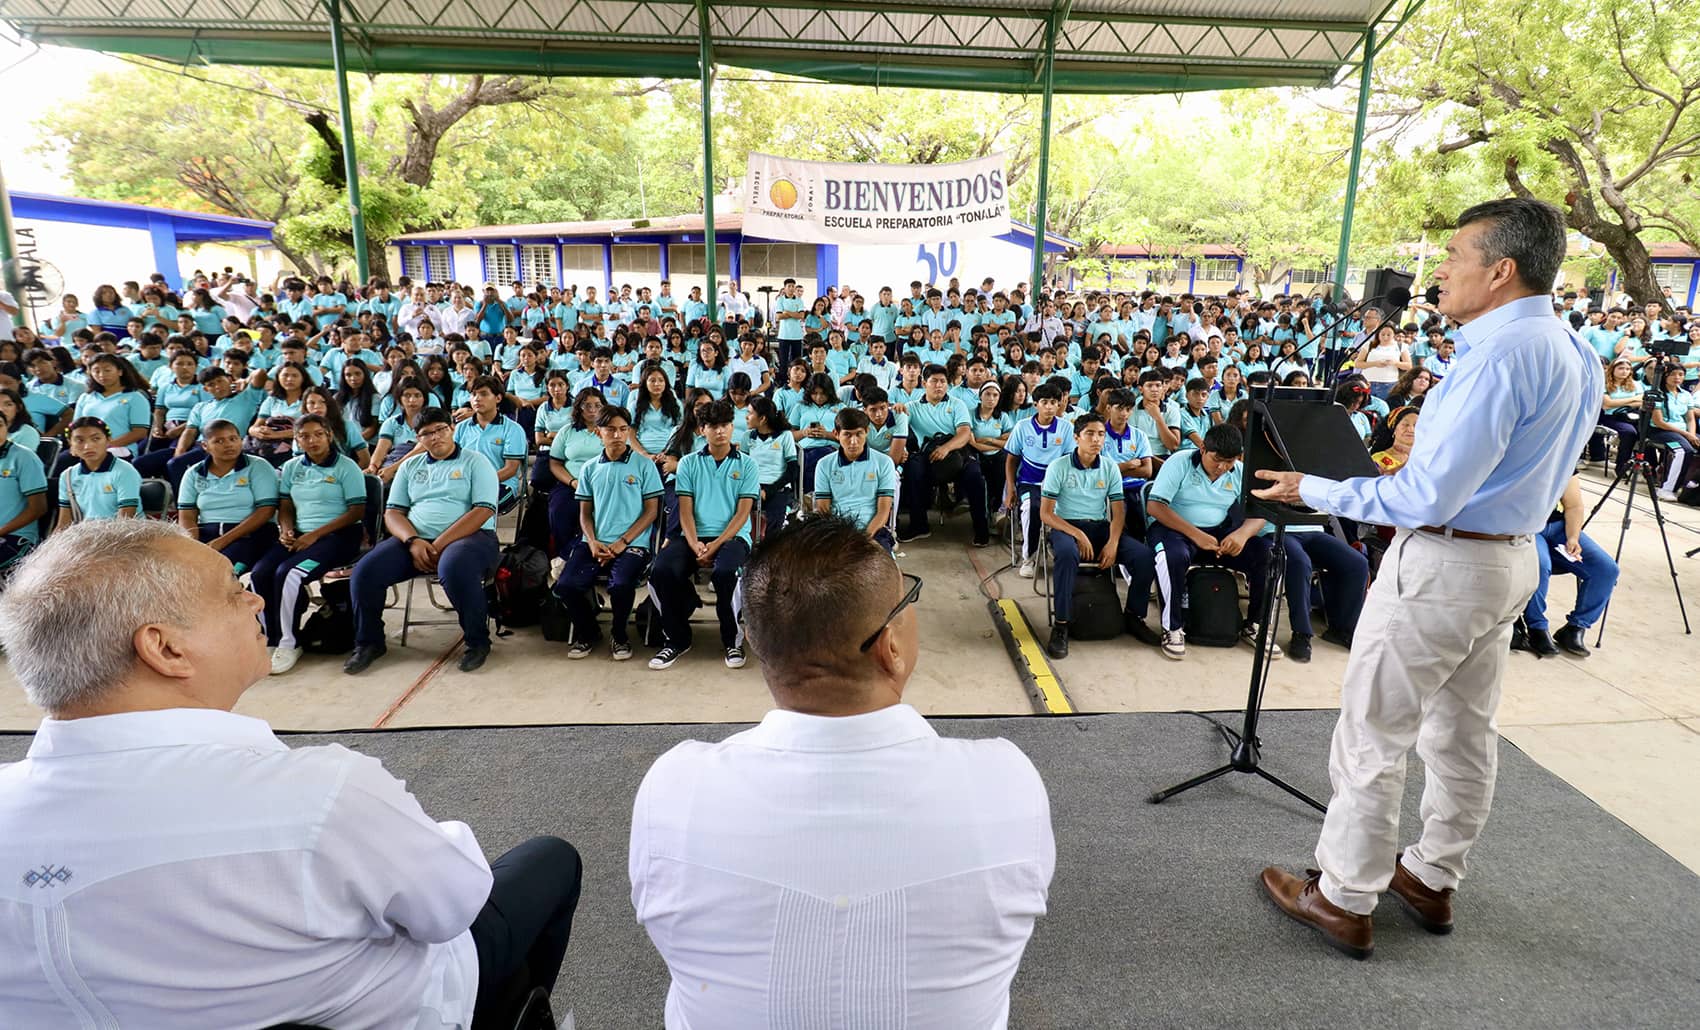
1150, 397, 1328, 814
1581, 352, 1692, 642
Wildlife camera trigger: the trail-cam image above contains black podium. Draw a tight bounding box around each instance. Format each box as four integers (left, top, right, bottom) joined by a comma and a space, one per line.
1149, 387, 1380, 813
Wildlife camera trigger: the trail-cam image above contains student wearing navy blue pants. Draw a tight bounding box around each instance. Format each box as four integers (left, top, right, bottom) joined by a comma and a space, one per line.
558, 543, 649, 646
251, 524, 363, 649
351, 530, 499, 649
345, 410, 504, 675
1276, 527, 1369, 661
197, 522, 279, 573
1049, 523, 1156, 622
650, 534, 749, 652
1148, 519, 1273, 629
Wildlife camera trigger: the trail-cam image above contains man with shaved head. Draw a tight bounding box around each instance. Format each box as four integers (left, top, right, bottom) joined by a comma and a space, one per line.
629, 513, 1056, 1028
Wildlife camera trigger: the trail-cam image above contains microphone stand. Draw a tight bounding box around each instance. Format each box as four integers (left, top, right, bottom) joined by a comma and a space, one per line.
1149, 375, 1327, 814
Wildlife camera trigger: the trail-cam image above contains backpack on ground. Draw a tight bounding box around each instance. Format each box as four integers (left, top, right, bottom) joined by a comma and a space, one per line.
1184, 564, 1242, 647
300, 576, 356, 654
489, 542, 550, 629
1068, 569, 1124, 641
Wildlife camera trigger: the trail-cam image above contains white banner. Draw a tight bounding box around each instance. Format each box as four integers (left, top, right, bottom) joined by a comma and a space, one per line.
742, 152, 1012, 246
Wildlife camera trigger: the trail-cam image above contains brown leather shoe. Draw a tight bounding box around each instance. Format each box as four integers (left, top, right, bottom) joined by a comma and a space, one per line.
1390, 854, 1454, 934
1260, 866, 1373, 959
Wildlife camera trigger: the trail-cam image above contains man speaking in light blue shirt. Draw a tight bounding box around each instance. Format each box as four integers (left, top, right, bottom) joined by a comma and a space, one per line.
1252, 198, 1601, 961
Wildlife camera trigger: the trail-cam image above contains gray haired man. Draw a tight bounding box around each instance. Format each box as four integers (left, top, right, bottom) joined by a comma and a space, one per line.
0, 520, 581, 1028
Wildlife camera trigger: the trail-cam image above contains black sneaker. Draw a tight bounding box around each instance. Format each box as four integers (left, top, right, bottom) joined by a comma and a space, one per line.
1046, 623, 1069, 659
343, 644, 386, 675
649, 646, 689, 670
1124, 615, 1162, 647
724, 647, 746, 669
1288, 633, 1313, 663
458, 645, 489, 672
567, 639, 597, 659
1320, 627, 1355, 651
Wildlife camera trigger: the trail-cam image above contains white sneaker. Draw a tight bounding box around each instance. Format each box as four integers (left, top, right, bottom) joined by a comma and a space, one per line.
1657, 488, 1679, 502
1161, 629, 1187, 660
1241, 622, 1283, 659
270, 646, 302, 675
1018, 558, 1036, 579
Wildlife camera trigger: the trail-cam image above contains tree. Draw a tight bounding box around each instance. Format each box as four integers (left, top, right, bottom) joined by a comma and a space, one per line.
1374, 0, 1700, 305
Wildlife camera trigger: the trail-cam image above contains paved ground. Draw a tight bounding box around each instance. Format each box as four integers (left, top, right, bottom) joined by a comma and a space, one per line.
1, 464, 1696, 871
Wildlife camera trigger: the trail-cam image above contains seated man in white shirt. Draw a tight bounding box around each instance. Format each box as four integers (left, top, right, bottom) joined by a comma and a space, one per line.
630, 514, 1055, 1029
0, 519, 582, 1029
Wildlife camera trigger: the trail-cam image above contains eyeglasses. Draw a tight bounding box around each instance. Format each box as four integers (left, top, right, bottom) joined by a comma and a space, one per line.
859, 572, 923, 652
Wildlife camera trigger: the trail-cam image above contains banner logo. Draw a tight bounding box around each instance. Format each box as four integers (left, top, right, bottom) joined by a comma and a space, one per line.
769, 179, 800, 210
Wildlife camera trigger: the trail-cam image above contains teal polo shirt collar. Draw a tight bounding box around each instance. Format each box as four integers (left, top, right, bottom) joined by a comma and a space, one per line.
838, 447, 870, 464
0, 440, 11, 459
194, 452, 256, 478
304, 449, 341, 469
79, 454, 118, 476
425, 444, 463, 464
597, 446, 636, 466
696, 443, 744, 464
1070, 451, 1094, 471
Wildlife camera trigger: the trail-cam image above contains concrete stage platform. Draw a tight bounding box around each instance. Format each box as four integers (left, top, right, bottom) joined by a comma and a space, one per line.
2, 466, 1697, 873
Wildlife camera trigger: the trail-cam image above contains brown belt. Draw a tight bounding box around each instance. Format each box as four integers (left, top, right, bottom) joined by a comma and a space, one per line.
1418, 525, 1519, 542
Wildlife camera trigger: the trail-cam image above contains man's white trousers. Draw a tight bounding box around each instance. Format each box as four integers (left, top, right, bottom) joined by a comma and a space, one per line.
1316, 528, 1538, 915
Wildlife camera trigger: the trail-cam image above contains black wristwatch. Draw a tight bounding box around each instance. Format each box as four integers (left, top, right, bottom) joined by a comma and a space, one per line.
404, 534, 419, 546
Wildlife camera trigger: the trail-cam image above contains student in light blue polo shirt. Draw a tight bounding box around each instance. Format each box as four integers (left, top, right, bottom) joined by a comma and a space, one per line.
251, 413, 369, 675
814, 407, 897, 551
137, 367, 265, 483
1145, 423, 1276, 660
1101, 388, 1154, 490
309, 277, 349, 329
772, 279, 809, 369
276, 280, 316, 323
72, 354, 152, 457
452, 374, 528, 511
0, 389, 42, 461
348, 407, 501, 676
174, 419, 279, 572
556, 405, 664, 661
899, 363, 989, 546
1038, 411, 1159, 658
1176, 377, 1214, 450
1130, 368, 1184, 462
646, 400, 760, 671
744, 395, 798, 536
56, 418, 142, 530
0, 415, 49, 574
1003, 381, 1075, 573
788, 372, 842, 491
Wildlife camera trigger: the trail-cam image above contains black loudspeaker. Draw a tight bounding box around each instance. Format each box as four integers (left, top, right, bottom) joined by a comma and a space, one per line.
1362, 267, 1415, 320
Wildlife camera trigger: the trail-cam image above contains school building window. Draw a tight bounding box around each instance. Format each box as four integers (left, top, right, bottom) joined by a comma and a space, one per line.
483, 245, 517, 285
1289, 267, 1329, 284
425, 246, 451, 282
401, 248, 426, 281
1652, 263, 1694, 295
740, 243, 814, 280
667, 244, 733, 276
521, 245, 557, 287
612, 245, 661, 275
1199, 258, 1239, 281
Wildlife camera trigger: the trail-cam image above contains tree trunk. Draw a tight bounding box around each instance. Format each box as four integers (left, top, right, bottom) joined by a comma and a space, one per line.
272, 240, 321, 280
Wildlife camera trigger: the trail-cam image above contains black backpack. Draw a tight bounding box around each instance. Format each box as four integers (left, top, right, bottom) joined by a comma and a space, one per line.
1068, 569, 1124, 641
300, 576, 356, 654
488, 543, 550, 629
1184, 564, 1242, 647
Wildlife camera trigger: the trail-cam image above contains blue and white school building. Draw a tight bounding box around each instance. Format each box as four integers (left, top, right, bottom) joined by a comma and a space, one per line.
386, 212, 1073, 302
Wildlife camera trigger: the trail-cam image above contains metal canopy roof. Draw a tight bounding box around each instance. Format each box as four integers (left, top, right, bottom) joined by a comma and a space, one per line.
0, 0, 1419, 94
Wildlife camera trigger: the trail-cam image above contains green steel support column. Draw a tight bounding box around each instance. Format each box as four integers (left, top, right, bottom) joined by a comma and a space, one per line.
1332, 27, 1374, 307
1029, 6, 1059, 294
328, 0, 371, 284
698, 0, 718, 324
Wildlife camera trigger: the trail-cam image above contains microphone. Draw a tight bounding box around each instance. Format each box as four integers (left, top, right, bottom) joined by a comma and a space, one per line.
1386, 285, 1413, 310
1424, 284, 1442, 306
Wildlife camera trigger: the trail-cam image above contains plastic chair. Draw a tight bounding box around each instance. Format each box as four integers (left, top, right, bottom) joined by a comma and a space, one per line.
35, 437, 61, 474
